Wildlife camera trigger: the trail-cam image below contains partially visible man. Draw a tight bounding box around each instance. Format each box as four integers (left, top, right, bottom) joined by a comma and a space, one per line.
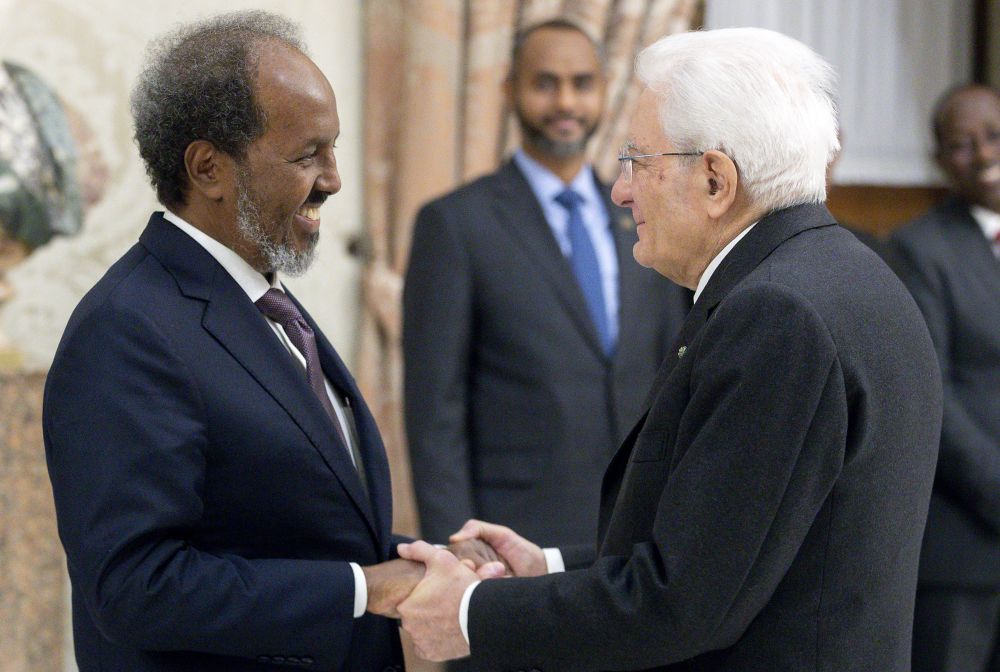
403, 19, 688, 552
392, 27, 942, 671
892, 83, 1000, 672
43, 12, 433, 671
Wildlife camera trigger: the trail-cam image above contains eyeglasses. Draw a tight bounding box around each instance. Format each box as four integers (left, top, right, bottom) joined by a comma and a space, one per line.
617, 148, 702, 183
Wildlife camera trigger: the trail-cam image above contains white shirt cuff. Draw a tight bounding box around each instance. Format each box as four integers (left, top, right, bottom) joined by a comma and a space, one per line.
459, 580, 481, 644
460, 549, 562, 646
543, 547, 565, 573
350, 562, 367, 618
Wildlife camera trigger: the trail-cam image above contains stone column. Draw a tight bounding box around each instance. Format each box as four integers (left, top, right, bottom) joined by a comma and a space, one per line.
0, 371, 64, 672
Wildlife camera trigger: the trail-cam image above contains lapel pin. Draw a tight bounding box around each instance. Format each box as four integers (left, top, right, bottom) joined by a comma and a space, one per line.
677, 345, 687, 359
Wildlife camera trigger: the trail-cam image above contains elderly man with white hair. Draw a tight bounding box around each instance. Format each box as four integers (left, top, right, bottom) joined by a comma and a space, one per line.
387, 27, 943, 671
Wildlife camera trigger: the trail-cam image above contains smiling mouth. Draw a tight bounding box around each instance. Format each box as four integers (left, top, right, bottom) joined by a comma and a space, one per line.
547, 116, 582, 131
297, 205, 321, 221
978, 164, 1000, 185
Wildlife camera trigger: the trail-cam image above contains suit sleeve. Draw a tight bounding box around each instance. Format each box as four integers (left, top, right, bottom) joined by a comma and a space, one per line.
44, 301, 359, 668
893, 240, 1000, 531
468, 283, 846, 670
403, 201, 477, 543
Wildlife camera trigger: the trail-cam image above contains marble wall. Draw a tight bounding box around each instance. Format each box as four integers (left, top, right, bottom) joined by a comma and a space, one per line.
0, 373, 62, 672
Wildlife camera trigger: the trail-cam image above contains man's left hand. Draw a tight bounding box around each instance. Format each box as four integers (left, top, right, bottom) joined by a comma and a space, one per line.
397, 540, 504, 661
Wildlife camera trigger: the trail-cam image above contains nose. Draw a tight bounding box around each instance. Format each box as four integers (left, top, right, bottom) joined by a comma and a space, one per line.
611, 171, 631, 208
556, 81, 576, 111
318, 150, 342, 195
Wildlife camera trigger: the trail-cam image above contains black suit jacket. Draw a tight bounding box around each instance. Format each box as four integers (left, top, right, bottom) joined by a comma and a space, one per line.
467, 204, 942, 671
892, 197, 1000, 587
43, 214, 404, 672
403, 159, 688, 547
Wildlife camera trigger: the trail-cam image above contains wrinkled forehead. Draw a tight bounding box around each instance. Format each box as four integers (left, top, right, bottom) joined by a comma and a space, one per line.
625, 89, 670, 150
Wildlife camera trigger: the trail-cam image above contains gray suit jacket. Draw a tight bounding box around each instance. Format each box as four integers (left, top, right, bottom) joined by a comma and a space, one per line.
892, 197, 1000, 587
468, 204, 941, 671
403, 159, 688, 548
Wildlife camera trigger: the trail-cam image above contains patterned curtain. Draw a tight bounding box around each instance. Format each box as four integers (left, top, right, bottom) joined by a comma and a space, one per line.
359, 0, 702, 538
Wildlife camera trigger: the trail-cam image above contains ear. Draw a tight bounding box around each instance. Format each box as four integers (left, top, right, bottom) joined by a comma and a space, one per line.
700, 150, 739, 219
183, 140, 233, 202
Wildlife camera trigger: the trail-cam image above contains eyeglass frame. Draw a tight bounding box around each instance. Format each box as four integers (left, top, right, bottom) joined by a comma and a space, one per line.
617, 149, 702, 183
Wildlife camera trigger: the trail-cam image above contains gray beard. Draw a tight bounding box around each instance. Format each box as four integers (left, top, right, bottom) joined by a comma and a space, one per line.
235, 170, 317, 277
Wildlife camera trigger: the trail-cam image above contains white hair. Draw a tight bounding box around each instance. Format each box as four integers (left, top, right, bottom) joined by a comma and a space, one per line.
636, 27, 840, 212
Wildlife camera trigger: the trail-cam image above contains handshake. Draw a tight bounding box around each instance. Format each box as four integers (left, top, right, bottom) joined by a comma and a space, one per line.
361, 519, 546, 661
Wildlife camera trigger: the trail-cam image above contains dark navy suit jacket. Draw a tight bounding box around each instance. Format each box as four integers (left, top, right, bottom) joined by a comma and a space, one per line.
44, 213, 404, 671
467, 204, 942, 671
893, 198, 1000, 587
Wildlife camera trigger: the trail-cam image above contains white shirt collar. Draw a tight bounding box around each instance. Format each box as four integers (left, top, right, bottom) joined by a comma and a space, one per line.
161, 210, 281, 300
693, 223, 757, 304
512, 149, 601, 209
969, 204, 1000, 244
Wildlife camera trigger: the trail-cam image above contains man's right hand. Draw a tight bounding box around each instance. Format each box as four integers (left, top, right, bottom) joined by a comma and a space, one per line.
362, 559, 425, 618
449, 519, 548, 577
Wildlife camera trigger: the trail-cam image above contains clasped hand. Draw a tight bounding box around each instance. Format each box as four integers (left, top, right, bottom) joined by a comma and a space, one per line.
363, 519, 546, 661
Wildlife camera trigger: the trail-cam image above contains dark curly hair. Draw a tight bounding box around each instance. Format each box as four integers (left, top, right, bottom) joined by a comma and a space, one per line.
130, 11, 304, 208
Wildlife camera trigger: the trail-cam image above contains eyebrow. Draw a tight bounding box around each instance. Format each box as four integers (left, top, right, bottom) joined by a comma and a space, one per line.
622, 139, 639, 153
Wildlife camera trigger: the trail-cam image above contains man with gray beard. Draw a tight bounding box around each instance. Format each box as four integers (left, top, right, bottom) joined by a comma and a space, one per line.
42, 11, 490, 671
403, 19, 689, 576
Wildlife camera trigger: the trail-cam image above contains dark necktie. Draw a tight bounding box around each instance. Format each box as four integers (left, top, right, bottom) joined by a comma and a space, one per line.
555, 188, 614, 355
255, 288, 366, 485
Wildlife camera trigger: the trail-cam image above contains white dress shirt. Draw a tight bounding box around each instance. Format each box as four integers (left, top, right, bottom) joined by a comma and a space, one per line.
693, 223, 757, 304
163, 210, 370, 619
970, 204, 1000, 255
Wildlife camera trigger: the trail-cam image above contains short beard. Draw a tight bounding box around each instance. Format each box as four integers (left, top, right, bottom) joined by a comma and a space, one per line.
515, 102, 597, 159
235, 166, 318, 277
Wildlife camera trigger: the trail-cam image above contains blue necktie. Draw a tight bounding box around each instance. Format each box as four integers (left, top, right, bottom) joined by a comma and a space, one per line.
555, 188, 614, 355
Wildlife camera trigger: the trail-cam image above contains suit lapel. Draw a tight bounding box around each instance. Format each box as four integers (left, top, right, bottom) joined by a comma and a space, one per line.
493, 161, 608, 359
945, 199, 1000, 281
139, 214, 381, 544
598, 203, 839, 544
293, 294, 393, 551
598, 409, 648, 544
646, 203, 839, 404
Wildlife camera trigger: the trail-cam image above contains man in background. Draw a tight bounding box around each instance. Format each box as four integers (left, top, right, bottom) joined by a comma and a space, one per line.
892, 83, 1000, 672
403, 19, 688, 555
43, 12, 432, 670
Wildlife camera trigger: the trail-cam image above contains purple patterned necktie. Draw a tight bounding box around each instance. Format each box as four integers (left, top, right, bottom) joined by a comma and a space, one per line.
255, 288, 365, 481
